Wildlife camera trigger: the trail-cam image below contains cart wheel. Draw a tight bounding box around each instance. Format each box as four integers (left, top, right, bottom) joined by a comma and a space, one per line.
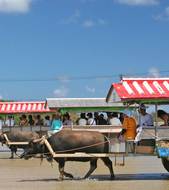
161, 158, 169, 172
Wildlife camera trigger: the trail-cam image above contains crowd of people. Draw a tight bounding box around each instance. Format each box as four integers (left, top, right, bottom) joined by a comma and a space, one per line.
0, 103, 169, 135
0, 114, 51, 129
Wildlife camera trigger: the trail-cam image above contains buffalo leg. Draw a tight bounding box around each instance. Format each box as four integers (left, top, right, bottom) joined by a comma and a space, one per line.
9, 146, 17, 159
11, 151, 14, 159
84, 159, 97, 179
101, 157, 115, 179
58, 159, 73, 180
58, 159, 65, 180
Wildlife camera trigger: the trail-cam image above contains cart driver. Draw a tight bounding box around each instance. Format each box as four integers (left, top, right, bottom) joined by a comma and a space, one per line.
138, 104, 154, 127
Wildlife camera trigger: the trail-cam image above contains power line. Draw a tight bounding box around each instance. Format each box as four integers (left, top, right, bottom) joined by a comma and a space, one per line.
0, 70, 169, 83
0, 75, 119, 83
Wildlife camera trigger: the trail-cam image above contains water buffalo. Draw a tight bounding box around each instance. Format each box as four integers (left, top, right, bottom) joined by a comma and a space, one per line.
23, 130, 115, 180
0, 130, 40, 159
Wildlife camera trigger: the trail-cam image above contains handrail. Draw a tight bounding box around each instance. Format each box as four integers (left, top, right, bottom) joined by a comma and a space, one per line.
1, 125, 123, 132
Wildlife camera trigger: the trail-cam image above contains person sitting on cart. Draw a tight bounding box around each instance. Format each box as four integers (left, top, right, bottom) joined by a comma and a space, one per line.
157, 109, 169, 126
138, 104, 154, 127
98, 113, 107, 125
63, 112, 73, 126
19, 114, 28, 126
108, 112, 122, 126
133, 104, 154, 143
48, 113, 63, 136
87, 112, 96, 126
77, 113, 87, 126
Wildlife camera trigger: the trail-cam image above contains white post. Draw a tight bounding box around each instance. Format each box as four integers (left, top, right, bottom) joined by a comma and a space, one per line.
155, 104, 158, 140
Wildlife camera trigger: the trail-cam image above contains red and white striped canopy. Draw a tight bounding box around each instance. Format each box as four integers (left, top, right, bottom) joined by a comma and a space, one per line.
0, 101, 52, 114
106, 78, 169, 103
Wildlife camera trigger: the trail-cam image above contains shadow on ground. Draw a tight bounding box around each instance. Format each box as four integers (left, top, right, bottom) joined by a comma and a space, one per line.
18, 173, 169, 182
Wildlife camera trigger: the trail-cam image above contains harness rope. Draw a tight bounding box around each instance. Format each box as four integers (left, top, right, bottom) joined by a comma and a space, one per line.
47, 139, 110, 153
1, 133, 113, 158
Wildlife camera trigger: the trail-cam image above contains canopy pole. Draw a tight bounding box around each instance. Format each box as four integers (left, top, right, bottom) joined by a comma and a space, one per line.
155, 104, 158, 140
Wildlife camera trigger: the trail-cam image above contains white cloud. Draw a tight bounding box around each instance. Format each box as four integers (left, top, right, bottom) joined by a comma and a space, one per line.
60, 10, 107, 28
53, 86, 69, 98
82, 20, 95, 28
57, 76, 70, 83
148, 67, 160, 77
98, 19, 107, 25
0, 0, 32, 13
153, 6, 169, 21
82, 18, 107, 28
86, 86, 96, 93
0, 95, 3, 99
60, 10, 80, 24
115, 0, 159, 6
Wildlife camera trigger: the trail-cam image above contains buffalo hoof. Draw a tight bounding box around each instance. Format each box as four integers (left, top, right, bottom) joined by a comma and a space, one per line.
65, 173, 73, 179
46, 156, 53, 163
19, 153, 25, 159
58, 176, 64, 181
83, 176, 90, 180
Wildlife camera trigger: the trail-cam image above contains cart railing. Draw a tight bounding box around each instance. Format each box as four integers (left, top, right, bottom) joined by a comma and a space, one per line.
1, 125, 123, 133
138, 126, 169, 139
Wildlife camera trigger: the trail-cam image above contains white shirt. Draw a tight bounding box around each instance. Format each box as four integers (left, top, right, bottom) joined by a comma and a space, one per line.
87, 118, 96, 125
139, 113, 153, 126
78, 118, 87, 126
44, 120, 51, 126
109, 118, 122, 126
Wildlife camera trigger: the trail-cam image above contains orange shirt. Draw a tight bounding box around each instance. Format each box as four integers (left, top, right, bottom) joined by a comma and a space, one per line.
123, 117, 137, 140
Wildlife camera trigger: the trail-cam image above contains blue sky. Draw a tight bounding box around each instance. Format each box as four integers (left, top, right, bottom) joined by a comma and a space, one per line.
0, 0, 169, 101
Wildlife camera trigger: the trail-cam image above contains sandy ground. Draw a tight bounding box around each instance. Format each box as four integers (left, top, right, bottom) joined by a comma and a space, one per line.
0, 150, 169, 190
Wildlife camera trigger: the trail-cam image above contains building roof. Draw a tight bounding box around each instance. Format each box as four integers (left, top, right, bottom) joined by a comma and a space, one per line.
46, 98, 134, 113
106, 77, 169, 104
0, 101, 52, 114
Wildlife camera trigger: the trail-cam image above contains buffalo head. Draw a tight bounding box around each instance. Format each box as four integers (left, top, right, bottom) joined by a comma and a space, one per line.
22, 138, 46, 160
